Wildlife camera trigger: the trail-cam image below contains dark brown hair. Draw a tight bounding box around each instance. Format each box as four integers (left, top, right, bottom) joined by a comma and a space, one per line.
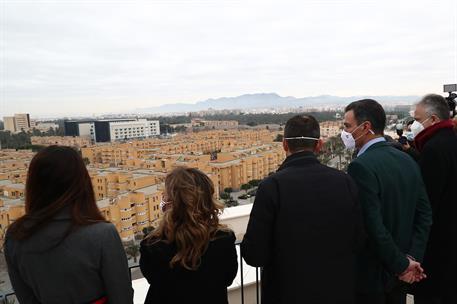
284, 115, 320, 152
345, 99, 386, 134
145, 167, 227, 270
7, 145, 106, 240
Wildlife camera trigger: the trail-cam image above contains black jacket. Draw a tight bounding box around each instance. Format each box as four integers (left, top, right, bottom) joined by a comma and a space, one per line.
140, 229, 238, 304
241, 151, 365, 304
413, 127, 457, 300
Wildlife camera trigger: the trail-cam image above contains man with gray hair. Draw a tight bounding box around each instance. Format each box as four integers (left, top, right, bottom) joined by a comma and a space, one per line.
411, 94, 457, 304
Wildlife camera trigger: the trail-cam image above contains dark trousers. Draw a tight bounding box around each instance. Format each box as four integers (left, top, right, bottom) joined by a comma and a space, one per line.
414, 296, 442, 304
414, 294, 457, 304
356, 285, 407, 304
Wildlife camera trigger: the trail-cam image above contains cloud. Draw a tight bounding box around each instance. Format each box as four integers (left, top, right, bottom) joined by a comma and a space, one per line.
0, 0, 456, 117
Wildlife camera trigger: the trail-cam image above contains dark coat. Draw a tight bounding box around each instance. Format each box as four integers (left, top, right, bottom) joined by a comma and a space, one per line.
241, 151, 365, 304
347, 141, 432, 294
4, 212, 133, 304
413, 127, 457, 299
139, 229, 238, 304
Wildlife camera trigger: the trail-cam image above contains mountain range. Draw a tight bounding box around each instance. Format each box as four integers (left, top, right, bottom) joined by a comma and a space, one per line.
136, 93, 419, 114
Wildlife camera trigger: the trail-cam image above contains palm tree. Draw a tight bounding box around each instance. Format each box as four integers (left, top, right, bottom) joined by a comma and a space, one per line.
125, 244, 140, 264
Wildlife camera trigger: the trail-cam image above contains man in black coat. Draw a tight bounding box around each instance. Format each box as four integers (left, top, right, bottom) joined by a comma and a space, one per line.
241, 115, 365, 304
411, 94, 457, 304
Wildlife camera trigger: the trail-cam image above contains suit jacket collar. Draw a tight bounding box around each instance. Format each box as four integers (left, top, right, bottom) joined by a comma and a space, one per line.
363, 141, 390, 154
278, 151, 319, 171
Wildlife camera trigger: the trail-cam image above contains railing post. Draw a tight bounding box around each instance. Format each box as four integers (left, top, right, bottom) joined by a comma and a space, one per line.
255, 267, 260, 304
237, 241, 245, 304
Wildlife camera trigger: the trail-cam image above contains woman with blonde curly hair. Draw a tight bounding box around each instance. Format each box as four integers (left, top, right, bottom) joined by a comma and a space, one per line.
139, 167, 238, 304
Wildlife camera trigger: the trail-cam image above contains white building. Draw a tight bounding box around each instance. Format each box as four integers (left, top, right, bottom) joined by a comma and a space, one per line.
65, 119, 160, 143
110, 119, 160, 142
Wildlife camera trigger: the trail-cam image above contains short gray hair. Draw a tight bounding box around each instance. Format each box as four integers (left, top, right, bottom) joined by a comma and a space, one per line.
418, 94, 450, 120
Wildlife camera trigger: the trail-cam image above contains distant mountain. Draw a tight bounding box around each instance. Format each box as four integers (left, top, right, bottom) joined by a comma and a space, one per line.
136, 93, 419, 114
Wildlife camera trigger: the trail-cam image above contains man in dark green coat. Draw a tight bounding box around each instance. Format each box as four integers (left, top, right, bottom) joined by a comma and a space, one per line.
343, 99, 432, 304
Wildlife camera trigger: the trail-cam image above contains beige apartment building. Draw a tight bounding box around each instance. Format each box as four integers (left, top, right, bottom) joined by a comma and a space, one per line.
0, 150, 33, 184
0, 198, 25, 239
191, 118, 239, 129
97, 184, 164, 241
3, 117, 16, 133
320, 120, 343, 139
31, 136, 91, 148
81, 130, 275, 165
0, 129, 285, 242
0, 181, 26, 241
2, 114, 32, 133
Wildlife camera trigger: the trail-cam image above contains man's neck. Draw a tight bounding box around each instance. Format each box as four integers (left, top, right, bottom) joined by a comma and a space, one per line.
286, 149, 314, 157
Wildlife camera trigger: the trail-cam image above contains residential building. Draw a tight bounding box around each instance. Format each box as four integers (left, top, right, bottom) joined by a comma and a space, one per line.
0, 129, 284, 243
2, 114, 32, 133
31, 136, 91, 148
191, 118, 239, 129
3, 117, 16, 133
320, 120, 343, 139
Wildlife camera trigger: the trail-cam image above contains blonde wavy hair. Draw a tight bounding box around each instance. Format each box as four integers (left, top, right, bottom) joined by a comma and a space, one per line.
146, 167, 227, 270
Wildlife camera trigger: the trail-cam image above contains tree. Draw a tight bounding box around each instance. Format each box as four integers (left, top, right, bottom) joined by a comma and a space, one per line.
224, 198, 239, 207
31, 128, 42, 136
274, 134, 283, 142
248, 179, 261, 187
125, 244, 140, 263
174, 126, 187, 133
82, 157, 90, 166
220, 192, 231, 200
240, 183, 252, 193
224, 187, 233, 193
142, 226, 154, 236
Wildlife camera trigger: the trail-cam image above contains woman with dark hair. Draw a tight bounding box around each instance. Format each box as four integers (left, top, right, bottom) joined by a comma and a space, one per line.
4, 146, 133, 304
140, 167, 238, 304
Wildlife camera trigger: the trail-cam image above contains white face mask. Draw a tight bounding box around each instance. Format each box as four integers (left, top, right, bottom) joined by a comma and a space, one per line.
410, 117, 430, 139
341, 129, 357, 150
340, 123, 372, 150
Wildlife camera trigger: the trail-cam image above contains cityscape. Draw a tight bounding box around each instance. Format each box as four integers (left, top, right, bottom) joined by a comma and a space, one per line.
1, 0, 456, 303
0, 105, 407, 297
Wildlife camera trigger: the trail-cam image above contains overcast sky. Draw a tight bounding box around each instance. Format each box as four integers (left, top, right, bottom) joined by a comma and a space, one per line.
1, 0, 456, 117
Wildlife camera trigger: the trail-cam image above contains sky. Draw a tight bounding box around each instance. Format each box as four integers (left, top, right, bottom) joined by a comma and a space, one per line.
1, 0, 456, 117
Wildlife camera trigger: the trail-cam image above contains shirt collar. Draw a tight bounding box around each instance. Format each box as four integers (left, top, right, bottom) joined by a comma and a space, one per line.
357, 137, 386, 157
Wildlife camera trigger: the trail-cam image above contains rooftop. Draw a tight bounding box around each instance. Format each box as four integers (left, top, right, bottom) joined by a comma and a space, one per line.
134, 185, 161, 195
5, 184, 25, 190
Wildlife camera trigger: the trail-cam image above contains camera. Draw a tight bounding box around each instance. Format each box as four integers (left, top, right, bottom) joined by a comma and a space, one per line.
444, 84, 457, 118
